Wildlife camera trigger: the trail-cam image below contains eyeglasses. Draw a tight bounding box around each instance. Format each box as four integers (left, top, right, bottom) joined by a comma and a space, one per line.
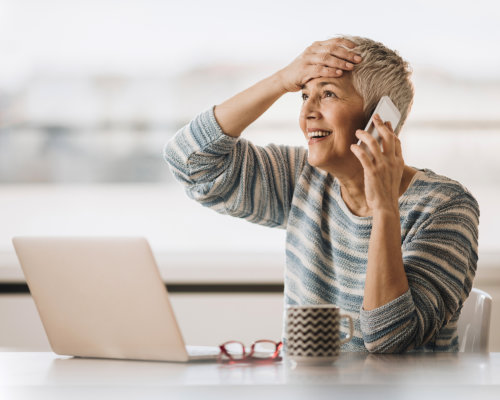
218, 339, 283, 363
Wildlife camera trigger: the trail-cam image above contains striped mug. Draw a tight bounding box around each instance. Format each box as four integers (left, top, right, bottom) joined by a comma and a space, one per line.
285, 305, 353, 364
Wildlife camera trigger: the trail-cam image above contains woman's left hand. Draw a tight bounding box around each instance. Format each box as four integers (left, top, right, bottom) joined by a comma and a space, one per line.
350, 114, 404, 214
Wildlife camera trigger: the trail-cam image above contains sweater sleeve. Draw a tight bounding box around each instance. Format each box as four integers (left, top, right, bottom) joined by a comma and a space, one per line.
359, 192, 479, 353
163, 106, 307, 228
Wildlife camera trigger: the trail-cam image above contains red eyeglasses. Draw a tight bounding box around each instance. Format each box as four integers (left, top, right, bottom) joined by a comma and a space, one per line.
218, 339, 283, 363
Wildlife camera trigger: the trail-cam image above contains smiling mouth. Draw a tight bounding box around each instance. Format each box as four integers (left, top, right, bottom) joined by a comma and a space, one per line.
307, 130, 332, 139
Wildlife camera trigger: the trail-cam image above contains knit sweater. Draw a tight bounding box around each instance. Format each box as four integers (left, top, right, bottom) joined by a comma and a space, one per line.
163, 107, 480, 353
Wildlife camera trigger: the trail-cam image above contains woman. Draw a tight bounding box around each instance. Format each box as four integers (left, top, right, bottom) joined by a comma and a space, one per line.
164, 36, 479, 353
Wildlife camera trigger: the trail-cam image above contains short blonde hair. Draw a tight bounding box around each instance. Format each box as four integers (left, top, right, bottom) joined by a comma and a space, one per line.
339, 35, 414, 135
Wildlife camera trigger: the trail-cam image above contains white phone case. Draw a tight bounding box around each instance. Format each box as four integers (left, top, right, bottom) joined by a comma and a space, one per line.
357, 95, 401, 158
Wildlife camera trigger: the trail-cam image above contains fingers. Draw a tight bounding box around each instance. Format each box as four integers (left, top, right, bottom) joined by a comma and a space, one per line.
373, 115, 395, 155
394, 133, 403, 158
308, 52, 355, 73
294, 38, 362, 90
315, 38, 362, 64
307, 38, 362, 75
354, 115, 404, 169
350, 141, 373, 171
300, 64, 342, 85
313, 64, 343, 78
355, 129, 383, 161
385, 120, 403, 158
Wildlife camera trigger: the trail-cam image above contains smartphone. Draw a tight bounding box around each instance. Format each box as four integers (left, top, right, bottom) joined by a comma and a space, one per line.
357, 95, 401, 158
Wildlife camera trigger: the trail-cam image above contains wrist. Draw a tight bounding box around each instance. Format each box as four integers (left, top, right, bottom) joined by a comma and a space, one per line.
372, 206, 400, 222
272, 69, 293, 94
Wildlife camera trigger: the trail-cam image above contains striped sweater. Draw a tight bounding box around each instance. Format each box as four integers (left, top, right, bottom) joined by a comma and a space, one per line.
163, 107, 480, 353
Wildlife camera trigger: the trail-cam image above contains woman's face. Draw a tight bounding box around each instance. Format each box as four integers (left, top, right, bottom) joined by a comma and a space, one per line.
299, 74, 366, 174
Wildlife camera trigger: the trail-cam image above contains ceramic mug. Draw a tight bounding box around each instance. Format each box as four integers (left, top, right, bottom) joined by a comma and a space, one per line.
285, 305, 353, 364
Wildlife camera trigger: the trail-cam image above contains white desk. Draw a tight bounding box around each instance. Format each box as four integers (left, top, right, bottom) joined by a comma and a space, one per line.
1, 352, 499, 400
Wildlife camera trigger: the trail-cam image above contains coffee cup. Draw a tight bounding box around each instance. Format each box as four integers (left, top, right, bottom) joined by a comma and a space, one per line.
285, 305, 353, 364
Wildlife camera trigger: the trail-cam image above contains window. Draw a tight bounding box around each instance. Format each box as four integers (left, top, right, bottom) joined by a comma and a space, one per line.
0, 0, 498, 261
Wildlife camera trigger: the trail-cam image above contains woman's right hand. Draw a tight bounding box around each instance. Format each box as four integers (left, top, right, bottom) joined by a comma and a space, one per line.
277, 38, 363, 93
213, 38, 362, 137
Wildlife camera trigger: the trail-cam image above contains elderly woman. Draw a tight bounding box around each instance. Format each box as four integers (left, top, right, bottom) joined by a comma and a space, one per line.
164, 36, 479, 353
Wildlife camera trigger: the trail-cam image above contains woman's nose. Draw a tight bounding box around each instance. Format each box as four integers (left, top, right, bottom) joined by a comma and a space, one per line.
301, 99, 321, 119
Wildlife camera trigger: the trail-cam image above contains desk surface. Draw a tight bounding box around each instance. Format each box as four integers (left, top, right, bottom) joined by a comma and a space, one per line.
1, 352, 500, 400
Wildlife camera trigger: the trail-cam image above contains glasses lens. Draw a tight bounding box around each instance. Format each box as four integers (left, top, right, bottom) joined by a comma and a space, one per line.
252, 341, 278, 359
223, 342, 246, 360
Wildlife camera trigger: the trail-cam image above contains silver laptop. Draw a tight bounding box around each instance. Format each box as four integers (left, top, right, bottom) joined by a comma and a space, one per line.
12, 236, 220, 362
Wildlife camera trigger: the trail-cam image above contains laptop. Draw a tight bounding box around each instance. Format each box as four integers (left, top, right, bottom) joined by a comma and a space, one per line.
12, 236, 220, 362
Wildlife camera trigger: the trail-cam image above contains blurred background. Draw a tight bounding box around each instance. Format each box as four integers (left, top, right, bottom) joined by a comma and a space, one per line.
0, 0, 499, 350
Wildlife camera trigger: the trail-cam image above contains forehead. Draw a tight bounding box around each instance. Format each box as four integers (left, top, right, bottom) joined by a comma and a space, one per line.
302, 75, 353, 91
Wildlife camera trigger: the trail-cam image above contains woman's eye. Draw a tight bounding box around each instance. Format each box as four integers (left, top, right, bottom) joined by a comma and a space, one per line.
301, 91, 336, 101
